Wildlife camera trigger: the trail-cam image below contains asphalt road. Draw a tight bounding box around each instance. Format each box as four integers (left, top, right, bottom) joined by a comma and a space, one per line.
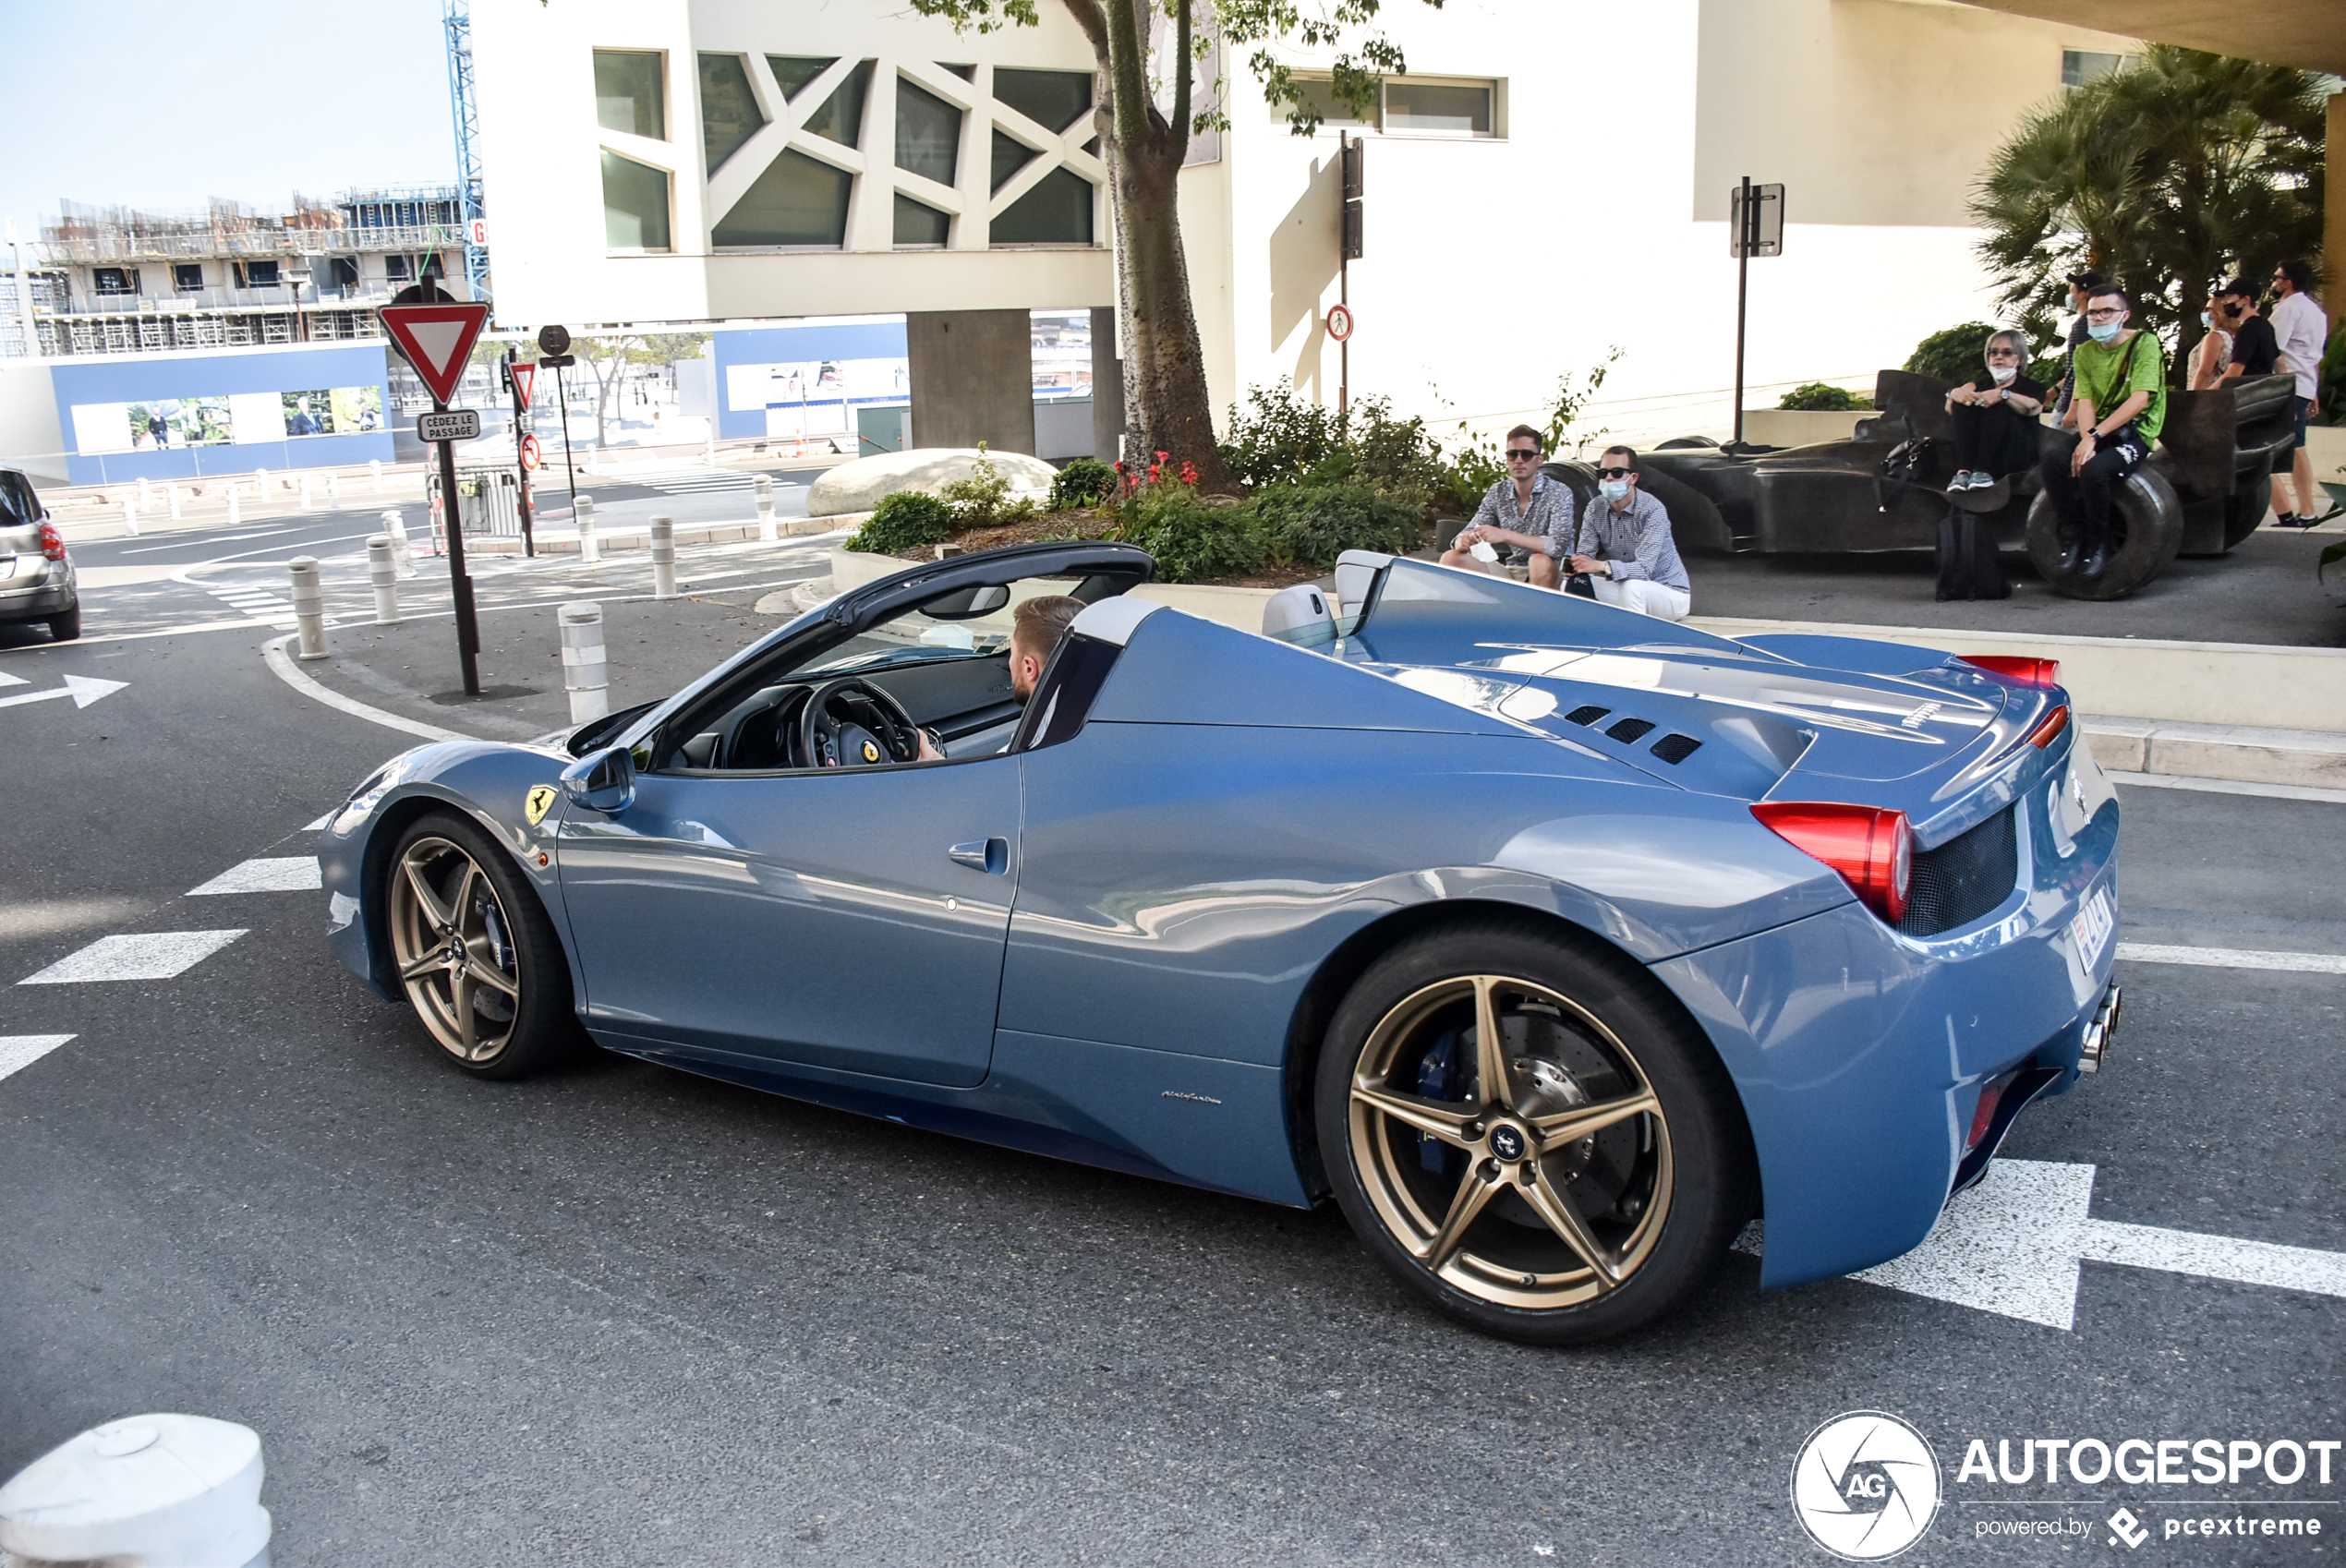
2, 532, 2340, 1565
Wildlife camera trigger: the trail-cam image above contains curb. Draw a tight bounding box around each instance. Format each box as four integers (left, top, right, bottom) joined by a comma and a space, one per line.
263, 634, 468, 744
465, 515, 854, 555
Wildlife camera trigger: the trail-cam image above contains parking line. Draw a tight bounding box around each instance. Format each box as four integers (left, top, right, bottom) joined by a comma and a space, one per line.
2108, 771, 2346, 807
0, 1035, 76, 1084
2116, 942, 2346, 974
19, 930, 247, 984
187, 857, 321, 895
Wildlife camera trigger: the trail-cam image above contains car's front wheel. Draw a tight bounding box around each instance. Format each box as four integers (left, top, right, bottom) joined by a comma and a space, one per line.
386, 812, 577, 1079
1315, 921, 1753, 1345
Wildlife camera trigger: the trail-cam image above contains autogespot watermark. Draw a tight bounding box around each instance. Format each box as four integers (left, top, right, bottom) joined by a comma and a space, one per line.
1790, 1415, 2340, 1558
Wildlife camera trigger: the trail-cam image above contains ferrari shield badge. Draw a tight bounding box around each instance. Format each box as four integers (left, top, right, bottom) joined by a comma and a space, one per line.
861, 740, 881, 764
525, 784, 559, 826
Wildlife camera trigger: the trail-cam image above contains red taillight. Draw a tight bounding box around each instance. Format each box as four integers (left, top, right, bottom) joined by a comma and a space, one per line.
37, 521, 66, 561
1962, 655, 2061, 688
2026, 704, 2070, 749
1751, 802, 1912, 925
1965, 1073, 2013, 1152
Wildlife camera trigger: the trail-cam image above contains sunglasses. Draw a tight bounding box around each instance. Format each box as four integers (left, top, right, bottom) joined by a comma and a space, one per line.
1505, 447, 1541, 461
1597, 466, 1633, 479
1987, 349, 2022, 357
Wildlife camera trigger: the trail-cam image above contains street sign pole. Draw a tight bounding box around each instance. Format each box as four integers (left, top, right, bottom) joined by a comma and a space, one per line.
1337, 134, 1363, 425
537, 326, 580, 516
432, 400, 481, 696
1734, 175, 1752, 448
556, 364, 578, 511
505, 345, 536, 559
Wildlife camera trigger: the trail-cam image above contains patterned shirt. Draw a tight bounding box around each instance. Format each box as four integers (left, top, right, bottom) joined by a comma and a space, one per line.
1469, 473, 1576, 559
1573, 489, 1691, 593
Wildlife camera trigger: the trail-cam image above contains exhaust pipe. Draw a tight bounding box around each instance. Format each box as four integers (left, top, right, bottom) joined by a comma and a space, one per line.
2077, 983, 2122, 1073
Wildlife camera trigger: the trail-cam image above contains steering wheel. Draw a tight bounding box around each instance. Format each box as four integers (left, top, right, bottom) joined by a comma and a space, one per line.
799, 677, 923, 768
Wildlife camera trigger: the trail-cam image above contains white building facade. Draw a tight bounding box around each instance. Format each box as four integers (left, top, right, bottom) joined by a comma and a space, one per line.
472, 0, 2142, 452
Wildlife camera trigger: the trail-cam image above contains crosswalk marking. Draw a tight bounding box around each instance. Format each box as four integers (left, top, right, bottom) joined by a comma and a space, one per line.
304, 812, 335, 831
187, 857, 321, 895
195, 577, 299, 628
2118, 942, 2346, 974
0, 1035, 76, 1084
19, 930, 248, 984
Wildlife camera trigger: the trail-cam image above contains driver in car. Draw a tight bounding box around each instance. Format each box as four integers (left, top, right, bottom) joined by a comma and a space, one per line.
910, 593, 1087, 760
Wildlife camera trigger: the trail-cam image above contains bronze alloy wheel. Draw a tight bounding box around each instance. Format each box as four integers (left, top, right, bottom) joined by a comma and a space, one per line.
389, 831, 527, 1066
1348, 972, 1673, 1310
1317, 923, 1751, 1343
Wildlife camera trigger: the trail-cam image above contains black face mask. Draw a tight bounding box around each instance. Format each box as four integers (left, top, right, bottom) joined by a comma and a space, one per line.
2220, 302, 2243, 319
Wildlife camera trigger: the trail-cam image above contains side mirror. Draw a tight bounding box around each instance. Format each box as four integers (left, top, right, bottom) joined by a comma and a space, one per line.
560, 744, 635, 814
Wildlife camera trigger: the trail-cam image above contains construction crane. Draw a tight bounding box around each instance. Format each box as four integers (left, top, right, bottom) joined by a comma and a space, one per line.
443, 0, 490, 305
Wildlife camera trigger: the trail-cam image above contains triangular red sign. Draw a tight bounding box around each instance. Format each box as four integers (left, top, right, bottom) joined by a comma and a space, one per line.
511, 361, 536, 412
380, 301, 492, 406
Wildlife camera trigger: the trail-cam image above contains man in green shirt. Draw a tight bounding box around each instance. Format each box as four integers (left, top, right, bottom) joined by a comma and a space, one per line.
2035, 283, 2165, 578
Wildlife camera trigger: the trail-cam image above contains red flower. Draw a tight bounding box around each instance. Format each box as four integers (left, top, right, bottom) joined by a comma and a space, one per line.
1155, 451, 1170, 464
1179, 460, 1199, 486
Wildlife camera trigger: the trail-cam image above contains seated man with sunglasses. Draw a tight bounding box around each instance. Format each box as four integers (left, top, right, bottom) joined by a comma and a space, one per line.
1567, 446, 1692, 621
1440, 425, 1575, 587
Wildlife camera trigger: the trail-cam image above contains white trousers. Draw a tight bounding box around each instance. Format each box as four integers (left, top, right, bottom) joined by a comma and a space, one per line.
1591, 576, 1691, 621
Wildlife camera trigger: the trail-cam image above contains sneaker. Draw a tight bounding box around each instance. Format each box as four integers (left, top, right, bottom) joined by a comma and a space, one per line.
1968, 471, 1998, 490
2273, 513, 2311, 529
1946, 471, 1975, 493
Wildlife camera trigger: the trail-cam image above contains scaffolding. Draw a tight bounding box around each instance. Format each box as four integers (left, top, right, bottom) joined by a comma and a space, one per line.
444, 0, 491, 304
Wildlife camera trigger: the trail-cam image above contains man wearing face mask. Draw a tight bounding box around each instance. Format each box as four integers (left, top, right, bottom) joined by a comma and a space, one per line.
1567, 446, 1691, 620
2035, 283, 2165, 577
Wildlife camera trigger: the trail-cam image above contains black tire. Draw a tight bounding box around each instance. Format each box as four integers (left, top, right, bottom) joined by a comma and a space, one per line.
2023, 464, 2184, 600
384, 811, 578, 1080
1314, 919, 1755, 1345
47, 605, 80, 641
2221, 473, 2272, 551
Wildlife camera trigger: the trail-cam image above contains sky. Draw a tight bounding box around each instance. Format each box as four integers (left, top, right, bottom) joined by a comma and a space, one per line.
1, 0, 456, 234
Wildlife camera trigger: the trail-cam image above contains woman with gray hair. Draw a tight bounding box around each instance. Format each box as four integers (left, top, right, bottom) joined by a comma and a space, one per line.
1943, 328, 2048, 491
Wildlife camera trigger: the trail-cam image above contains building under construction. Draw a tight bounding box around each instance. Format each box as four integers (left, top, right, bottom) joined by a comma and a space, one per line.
23, 187, 478, 356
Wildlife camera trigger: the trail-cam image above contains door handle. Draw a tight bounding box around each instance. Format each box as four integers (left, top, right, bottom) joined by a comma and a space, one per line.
949, 838, 1010, 874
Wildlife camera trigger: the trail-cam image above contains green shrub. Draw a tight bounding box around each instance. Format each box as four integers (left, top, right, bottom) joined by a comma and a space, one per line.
1048, 457, 1117, 511
850, 490, 954, 555
938, 444, 1034, 529
1117, 485, 1266, 584
1778, 381, 1870, 411
1219, 385, 1344, 488
1905, 323, 2006, 384
1251, 482, 1424, 571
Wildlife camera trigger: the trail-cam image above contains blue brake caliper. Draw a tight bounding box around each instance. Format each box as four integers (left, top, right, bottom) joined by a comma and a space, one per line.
1417, 1026, 1459, 1174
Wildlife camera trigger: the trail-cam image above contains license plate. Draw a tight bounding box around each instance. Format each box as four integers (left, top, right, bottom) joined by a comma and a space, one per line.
2071, 886, 2114, 968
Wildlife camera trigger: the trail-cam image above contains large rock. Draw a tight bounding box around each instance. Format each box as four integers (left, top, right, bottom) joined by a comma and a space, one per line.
804, 447, 1060, 517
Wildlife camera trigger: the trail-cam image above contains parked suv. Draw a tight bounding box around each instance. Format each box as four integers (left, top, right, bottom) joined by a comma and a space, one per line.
0, 468, 79, 640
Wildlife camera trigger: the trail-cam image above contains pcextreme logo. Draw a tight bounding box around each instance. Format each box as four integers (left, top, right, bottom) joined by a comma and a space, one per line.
1791, 1411, 1943, 1561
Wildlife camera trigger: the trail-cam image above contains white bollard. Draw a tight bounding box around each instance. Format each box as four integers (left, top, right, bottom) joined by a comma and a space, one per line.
120, 497, 139, 537
169, 485, 184, 521
381, 510, 415, 578
137, 477, 152, 512
297, 475, 313, 511
369, 458, 384, 494
288, 555, 327, 660
327, 472, 342, 510
575, 495, 598, 563
368, 536, 400, 624
225, 484, 241, 527
561, 600, 610, 722
756, 474, 776, 541
0, 1413, 271, 1568
649, 514, 677, 598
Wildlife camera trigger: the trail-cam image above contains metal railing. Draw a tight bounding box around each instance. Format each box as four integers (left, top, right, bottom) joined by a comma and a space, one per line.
35, 224, 465, 265
53, 284, 397, 316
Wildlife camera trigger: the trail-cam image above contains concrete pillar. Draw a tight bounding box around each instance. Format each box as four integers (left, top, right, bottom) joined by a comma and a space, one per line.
381, 510, 415, 577
288, 556, 326, 660
1090, 305, 1125, 464
649, 515, 677, 598
575, 495, 599, 563
561, 602, 609, 723
755, 474, 776, 540
368, 537, 400, 623
168, 485, 184, 521
906, 309, 1038, 454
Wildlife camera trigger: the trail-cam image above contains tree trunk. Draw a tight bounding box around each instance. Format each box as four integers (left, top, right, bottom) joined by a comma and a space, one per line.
1107, 146, 1234, 489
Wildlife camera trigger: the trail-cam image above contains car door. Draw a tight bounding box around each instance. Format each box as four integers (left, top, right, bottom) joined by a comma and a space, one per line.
555, 755, 1022, 1087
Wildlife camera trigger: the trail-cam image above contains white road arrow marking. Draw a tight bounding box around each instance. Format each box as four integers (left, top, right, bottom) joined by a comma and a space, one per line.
0, 669, 27, 688
0, 674, 128, 710
1739, 1159, 2346, 1330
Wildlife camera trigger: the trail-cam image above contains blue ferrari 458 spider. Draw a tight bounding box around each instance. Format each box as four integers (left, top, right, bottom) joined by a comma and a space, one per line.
320, 540, 2121, 1343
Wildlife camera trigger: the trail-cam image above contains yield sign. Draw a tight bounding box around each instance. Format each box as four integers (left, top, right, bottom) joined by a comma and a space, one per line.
379, 301, 491, 406
510, 360, 536, 411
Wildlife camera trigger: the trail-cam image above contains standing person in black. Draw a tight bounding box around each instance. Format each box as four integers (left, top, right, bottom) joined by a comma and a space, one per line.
2211, 277, 2280, 383
1945, 329, 2048, 491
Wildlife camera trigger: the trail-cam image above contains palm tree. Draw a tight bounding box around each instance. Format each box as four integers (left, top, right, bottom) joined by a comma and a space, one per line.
1969, 46, 2325, 379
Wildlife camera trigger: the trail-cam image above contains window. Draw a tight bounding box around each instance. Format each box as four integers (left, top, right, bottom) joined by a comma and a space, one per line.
713, 148, 852, 247
1385, 79, 1492, 135
173, 263, 203, 292
699, 53, 765, 171
991, 168, 1093, 246
894, 194, 951, 247
595, 49, 665, 139
1282, 77, 1376, 130
896, 78, 962, 185
385, 254, 410, 281
94, 267, 139, 296
991, 129, 1038, 193
602, 151, 672, 249
236, 259, 280, 287
329, 257, 361, 291
2062, 50, 2128, 89
768, 55, 835, 101
993, 67, 1092, 134
802, 60, 873, 149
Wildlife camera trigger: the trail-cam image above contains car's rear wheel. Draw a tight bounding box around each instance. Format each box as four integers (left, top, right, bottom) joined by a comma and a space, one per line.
47, 605, 80, 641
2023, 466, 2183, 600
386, 812, 576, 1079
1315, 922, 1753, 1345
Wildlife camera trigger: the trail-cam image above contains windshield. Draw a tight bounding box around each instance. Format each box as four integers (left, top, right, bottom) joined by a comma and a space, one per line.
798, 575, 1086, 676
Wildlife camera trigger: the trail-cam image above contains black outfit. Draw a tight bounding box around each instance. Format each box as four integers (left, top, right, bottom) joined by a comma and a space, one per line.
1947, 373, 2046, 478
2036, 333, 2159, 573
2053, 316, 2090, 418
2228, 314, 2279, 378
